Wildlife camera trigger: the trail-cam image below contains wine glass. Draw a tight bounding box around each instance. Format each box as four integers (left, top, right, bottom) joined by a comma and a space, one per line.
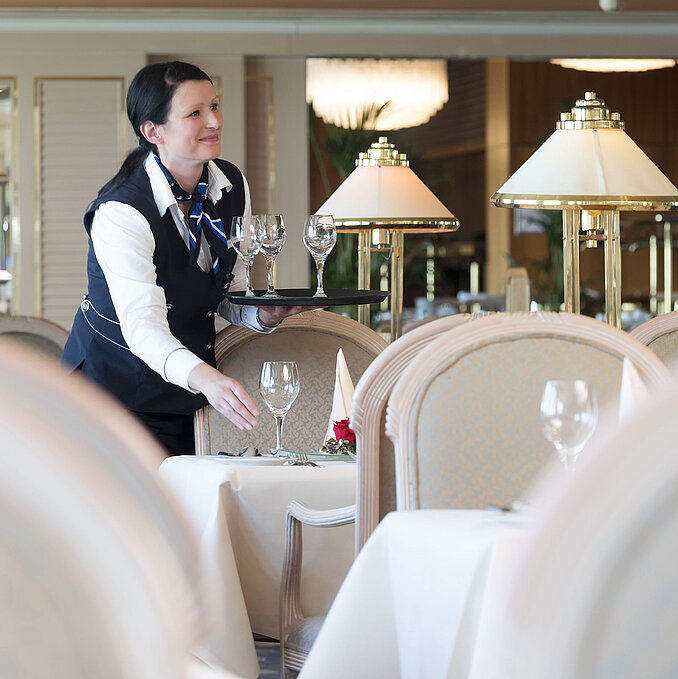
257, 214, 286, 297
303, 214, 337, 297
230, 215, 263, 296
259, 361, 300, 455
540, 380, 598, 474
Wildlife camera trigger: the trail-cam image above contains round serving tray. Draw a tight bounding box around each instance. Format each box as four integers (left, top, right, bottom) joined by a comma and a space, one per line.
224, 288, 389, 306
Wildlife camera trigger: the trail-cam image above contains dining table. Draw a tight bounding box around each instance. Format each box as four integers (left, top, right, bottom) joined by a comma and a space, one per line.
298, 508, 533, 679
158, 454, 356, 679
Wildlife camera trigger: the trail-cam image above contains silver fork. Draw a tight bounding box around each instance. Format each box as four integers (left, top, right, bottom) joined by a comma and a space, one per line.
298, 452, 319, 467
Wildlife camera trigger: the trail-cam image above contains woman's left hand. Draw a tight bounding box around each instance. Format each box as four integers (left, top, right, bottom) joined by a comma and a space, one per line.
257, 305, 311, 329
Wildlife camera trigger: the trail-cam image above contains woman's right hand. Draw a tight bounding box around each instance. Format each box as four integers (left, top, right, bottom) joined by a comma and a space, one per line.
188, 363, 258, 430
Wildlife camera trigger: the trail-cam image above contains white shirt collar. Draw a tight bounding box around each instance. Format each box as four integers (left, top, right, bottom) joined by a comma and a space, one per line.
144, 153, 232, 217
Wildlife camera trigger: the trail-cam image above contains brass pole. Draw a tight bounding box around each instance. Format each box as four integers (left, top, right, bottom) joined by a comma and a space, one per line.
562, 209, 581, 313
603, 210, 622, 328
357, 230, 371, 328
649, 233, 658, 315
390, 230, 405, 341
664, 221, 673, 314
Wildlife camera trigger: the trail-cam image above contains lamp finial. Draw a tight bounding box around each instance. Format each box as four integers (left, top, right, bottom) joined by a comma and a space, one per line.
557, 92, 625, 131
356, 137, 410, 168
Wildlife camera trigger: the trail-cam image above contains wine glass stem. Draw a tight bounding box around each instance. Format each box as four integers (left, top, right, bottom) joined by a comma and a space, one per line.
245, 259, 254, 296
274, 413, 286, 452
315, 257, 326, 295
266, 258, 275, 294
564, 454, 577, 475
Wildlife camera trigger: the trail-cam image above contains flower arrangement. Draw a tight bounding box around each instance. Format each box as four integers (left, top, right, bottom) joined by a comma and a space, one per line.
322, 418, 357, 456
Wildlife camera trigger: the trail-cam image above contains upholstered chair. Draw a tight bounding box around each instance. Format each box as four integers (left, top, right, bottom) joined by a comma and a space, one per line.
0, 339, 243, 678
351, 312, 487, 552
386, 311, 671, 511
0, 314, 69, 359
501, 375, 678, 678
194, 310, 387, 456
630, 310, 678, 367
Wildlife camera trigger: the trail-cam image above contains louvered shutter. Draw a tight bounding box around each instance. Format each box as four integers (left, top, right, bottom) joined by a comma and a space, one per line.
38, 78, 123, 329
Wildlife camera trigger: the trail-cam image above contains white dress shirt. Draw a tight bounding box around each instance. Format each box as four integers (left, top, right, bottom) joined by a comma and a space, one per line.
90, 153, 270, 393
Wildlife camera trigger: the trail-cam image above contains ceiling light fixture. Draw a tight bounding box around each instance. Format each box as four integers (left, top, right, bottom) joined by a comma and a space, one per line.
550, 58, 676, 73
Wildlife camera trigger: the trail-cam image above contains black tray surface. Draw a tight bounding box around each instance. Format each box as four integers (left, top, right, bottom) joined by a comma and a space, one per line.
225, 288, 389, 306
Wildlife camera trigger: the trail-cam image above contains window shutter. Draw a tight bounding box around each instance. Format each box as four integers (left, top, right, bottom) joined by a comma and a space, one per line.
38, 78, 123, 329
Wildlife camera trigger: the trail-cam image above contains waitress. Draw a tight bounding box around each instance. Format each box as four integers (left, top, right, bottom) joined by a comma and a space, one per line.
62, 61, 302, 455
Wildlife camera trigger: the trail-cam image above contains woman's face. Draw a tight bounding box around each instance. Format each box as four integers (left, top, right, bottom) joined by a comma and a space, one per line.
154, 79, 223, 170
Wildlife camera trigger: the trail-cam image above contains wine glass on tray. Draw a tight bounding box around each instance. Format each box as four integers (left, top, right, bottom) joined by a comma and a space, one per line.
259, 361, 300, 455
257, 214, 286, 297
303, 214, 337, 297
230, 215, 263, 296
540, 379, 598, 474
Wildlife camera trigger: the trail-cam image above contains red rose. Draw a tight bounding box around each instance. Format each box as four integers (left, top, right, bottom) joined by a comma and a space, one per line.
333, 418, 355, 444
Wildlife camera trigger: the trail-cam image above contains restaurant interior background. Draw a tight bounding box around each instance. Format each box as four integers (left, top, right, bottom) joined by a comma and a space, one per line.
1, 0, 677, 332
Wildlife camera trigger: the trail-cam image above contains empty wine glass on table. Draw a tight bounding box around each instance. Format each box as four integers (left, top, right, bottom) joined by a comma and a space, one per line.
303, 214, 337, 297
257, 214, 286, 297
540, 379, 598, 474
230, 215, 263, 296
259, 361, 300, 456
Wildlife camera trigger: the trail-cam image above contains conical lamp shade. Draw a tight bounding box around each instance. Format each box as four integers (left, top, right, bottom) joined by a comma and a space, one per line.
318, 164, 459, 232
492, 127, 678, 210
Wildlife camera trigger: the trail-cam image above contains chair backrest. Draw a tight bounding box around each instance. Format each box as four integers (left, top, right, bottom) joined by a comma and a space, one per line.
351, 313, 482, 553
195, 310, 387, 456
502, 374, 678, 679
386, 311, 671, 511
0, 314, 69, 359
630, 310, 678, 367
0, 341, 199, 678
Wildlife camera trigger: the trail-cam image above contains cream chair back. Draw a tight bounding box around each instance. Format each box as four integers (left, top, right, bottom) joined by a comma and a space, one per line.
0, 340, 202, 679
630, 310, 678, 367
0, 314, 69, 359
503, 375, 678, 678
386, 311, 671, 511
351, 313, 485, 552
195, 311, 387, 456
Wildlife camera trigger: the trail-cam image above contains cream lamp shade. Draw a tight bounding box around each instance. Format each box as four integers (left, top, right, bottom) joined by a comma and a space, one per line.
493, 126, 678, 208
317, 138, 458, 230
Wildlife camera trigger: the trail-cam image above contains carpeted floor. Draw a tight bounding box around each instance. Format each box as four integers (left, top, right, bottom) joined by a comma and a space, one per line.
256, 639, 281, 677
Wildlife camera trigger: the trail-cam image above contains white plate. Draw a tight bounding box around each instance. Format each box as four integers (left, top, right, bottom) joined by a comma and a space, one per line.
214, 455, 286, 466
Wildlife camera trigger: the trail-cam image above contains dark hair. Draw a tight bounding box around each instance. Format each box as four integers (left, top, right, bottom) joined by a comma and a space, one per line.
94, 61, 212, 204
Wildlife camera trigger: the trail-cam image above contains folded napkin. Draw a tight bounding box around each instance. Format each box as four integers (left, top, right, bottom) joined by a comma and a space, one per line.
618, 357, 649, 422
325, 348, 355, 443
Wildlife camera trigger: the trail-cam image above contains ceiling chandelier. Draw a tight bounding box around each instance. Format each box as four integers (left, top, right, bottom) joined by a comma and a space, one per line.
550, 58, 676, 73
306, 58, 449, 131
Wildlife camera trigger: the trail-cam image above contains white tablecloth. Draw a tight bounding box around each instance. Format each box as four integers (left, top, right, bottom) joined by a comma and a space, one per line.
299, 509, 530, 679
159, 456, 356, 679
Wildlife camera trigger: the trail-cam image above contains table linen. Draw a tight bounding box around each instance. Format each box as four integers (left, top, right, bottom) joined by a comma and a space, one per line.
299, 509, 530, 679
159, 456, 356, 679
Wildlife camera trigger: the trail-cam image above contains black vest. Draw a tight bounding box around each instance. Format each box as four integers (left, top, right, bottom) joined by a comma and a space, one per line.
62, 158, 244, 414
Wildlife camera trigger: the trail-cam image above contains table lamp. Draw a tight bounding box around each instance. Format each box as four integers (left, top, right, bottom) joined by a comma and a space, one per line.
317, 137, 459, 340
491, 92, 678, 328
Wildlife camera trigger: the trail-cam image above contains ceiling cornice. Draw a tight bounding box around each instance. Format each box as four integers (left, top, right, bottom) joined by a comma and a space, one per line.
0, 8, 677, 37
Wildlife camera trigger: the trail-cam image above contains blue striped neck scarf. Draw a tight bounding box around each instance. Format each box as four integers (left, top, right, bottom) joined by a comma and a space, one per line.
154, 155, 232, 288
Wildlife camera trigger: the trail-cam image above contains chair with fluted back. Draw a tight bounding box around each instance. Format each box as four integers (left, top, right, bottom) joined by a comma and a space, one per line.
0, 338, 246, 679
351, 312, 487, 552
386, 311, 671, 511
194, 310, 387, 456
630, 310, 678, 368
0, 314, 69, 359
